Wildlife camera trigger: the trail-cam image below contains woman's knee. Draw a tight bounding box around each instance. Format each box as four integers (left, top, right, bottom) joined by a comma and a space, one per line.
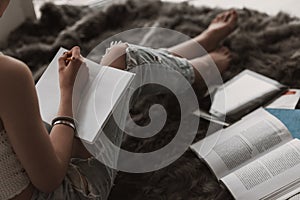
100, 43, 128, 70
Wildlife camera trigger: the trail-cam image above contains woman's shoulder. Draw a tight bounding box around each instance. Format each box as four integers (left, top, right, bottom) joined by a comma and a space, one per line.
0, 54, 31, 80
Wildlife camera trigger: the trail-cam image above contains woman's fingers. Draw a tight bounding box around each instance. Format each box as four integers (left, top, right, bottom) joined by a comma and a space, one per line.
58, 46, 88, 92
70, 46, 81, 59
58, 53, 68, 70
69, 47, 85, 76
68, 47, 84, 66
59, 46, 85, 71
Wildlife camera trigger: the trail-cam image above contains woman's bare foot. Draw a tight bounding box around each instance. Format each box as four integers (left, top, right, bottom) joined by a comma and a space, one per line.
190, 47, 232, 92
167, 10, 237, 60
196, 10, 238, 53
190, 47, 232, 74
189, 47, 232, 88
209, 47, 232, 73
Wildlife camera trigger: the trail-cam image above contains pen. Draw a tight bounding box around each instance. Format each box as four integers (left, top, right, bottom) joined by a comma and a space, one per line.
66, 57, 75, 61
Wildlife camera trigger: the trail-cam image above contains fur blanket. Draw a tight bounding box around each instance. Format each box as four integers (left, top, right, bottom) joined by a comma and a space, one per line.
3, 0, 300, 199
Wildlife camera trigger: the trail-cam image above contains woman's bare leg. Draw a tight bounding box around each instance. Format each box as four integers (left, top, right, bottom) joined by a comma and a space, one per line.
168, 10, 238, 60
71, 138, 92, 159
72, 27, 235, 158
100, 43, 128, 70
99, 41, 233, 90
100, 42, 232, 92
78, 44, 231, 160
99, 10, 238, 69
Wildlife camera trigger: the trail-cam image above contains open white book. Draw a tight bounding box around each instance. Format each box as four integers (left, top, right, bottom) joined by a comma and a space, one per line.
194, 70, 287, 124
266, 89, 300, 110
191, 108, 300, 200
36, 47, 135, 143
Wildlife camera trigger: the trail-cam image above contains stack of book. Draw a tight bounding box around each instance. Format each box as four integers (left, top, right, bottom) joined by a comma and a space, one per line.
191, 70, 300, 200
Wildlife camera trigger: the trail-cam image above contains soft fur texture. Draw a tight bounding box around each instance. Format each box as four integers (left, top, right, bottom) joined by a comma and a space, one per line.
3, 0, 300, 199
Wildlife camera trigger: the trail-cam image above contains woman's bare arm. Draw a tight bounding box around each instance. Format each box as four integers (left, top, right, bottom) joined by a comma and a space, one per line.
0, 47, 83, 193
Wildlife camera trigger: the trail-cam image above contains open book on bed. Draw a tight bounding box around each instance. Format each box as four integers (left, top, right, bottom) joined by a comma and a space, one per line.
191, 108, 300, 200
36, 47, 135, 143
194, 70, 288, 125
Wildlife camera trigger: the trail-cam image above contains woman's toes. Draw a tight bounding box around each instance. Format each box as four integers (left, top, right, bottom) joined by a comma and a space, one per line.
212, 17, 219, 23
218, 47, 232, 59
216, 12, 224, 19
228, 10, 238, 23
214, 10, 238, 24
196, 10, 238, 53
225, 50, 232, 58
231, 10, 237, 15
224, 11, 232, 21
218, 46, 229, 53
220, 13, 226, 21
215, 15, 223, 22
224, 48, 231, 54
222, 11, 232, 21
216, 11, 227, 20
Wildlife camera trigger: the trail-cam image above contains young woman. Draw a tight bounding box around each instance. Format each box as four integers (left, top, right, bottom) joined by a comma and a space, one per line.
0, 0, 237, 199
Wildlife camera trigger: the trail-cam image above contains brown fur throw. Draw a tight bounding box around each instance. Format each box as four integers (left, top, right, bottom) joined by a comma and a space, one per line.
3, 0, 300, 199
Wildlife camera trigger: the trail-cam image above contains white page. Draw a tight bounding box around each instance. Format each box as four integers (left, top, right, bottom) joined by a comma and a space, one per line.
190, 108, 292, 179
221, 139, 300, 200
287, 193, 300, 200
276, 184, 300, 200
36, 47, 135, 143
76, 66, 134, 143
210, 70, 282, 117
266, 89, 300, 109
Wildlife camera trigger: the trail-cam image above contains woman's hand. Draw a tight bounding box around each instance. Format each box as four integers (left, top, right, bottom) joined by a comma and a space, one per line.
58, 46, 85, 96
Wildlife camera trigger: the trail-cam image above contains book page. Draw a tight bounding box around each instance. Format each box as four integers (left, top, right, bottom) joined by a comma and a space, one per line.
209, 70, 286, 120
288, 194, 300, 200
266, 89, 300, 110
221, 139, 300, 200
36, 47, 135, 143
75, 66, 134, 143
276, 185, 300, 200
190, 108, 292, 179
